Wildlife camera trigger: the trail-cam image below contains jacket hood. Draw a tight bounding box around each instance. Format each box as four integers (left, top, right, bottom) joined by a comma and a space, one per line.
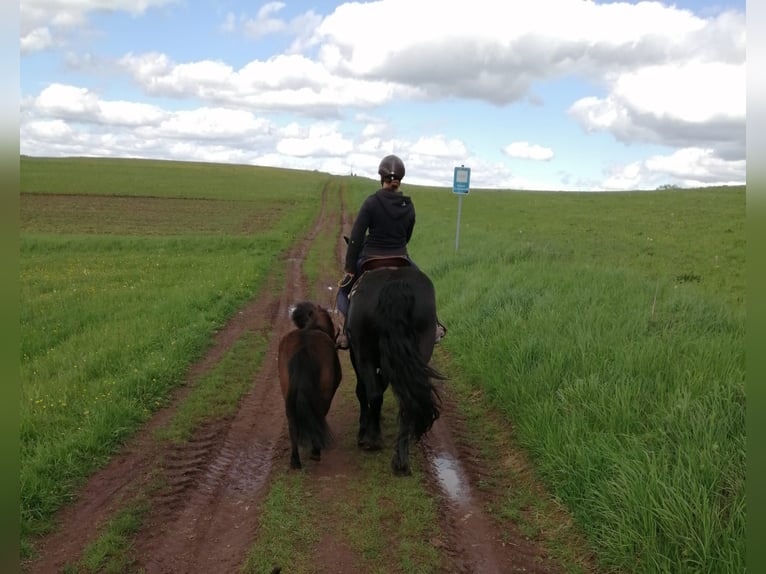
375, 188, 412, 220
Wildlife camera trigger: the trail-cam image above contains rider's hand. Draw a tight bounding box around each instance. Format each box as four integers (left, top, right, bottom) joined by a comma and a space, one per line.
338, 273, 355, 288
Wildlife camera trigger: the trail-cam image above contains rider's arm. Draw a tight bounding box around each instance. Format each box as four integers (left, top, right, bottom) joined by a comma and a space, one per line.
344, 199, 373, 272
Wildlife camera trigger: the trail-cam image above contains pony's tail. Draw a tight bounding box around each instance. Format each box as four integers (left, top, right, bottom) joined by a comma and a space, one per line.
376, 278, 442, 439
285, 348, 333, 450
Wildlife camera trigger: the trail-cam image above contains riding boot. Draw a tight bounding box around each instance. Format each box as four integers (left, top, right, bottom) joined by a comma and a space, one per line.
336, 316, 349, 350
435, 318, 447, 343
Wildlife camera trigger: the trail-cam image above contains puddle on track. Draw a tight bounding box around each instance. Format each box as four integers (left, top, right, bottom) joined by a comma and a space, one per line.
432, 451, 472, 506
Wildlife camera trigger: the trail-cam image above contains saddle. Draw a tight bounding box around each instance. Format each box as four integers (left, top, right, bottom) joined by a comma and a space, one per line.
349, 256, 411, 301
359, 255, 411, 273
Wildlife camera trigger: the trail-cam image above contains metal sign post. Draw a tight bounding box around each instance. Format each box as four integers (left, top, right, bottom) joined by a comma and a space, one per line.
452, 165, 471, 251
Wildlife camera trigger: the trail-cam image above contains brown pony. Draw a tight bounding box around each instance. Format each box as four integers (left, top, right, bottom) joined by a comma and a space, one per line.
277, 302, 342, 469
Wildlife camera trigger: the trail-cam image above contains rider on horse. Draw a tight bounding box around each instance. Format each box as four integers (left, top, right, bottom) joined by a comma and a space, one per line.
336, 154, 447, 349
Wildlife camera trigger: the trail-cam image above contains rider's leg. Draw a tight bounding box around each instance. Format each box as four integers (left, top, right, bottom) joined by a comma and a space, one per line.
335, 275, 352, 349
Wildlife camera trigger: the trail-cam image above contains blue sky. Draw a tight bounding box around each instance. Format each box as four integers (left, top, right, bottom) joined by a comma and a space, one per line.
19, 0, 745, 191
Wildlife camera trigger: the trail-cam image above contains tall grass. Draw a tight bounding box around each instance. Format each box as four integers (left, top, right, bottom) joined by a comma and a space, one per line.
409, 186, 745, 572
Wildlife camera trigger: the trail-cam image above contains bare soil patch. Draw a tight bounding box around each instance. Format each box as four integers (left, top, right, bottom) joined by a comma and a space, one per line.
25, 185, 591, 573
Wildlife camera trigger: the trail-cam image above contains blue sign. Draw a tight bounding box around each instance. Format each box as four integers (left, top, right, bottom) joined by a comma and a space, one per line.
453, 166, 471, 194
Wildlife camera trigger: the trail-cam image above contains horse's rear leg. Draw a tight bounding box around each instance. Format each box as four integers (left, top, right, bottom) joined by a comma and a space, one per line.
364, 391, 384, 451
391, 410, 412, 476
288, 420, 302, 469
355, 372, 384, 450
355, 378, 369, 446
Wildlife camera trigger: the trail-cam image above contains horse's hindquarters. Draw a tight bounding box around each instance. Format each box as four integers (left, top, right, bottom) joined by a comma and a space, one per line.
347, 267, 442, 474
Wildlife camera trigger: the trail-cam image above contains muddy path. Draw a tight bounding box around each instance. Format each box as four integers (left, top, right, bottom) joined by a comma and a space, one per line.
25, 182, 588, 573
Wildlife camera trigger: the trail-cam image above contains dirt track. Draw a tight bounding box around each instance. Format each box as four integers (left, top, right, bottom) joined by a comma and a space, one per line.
26, 184, 584, 573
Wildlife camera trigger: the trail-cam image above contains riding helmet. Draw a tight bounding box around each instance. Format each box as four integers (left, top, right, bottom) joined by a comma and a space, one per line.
378, 154, 405, 181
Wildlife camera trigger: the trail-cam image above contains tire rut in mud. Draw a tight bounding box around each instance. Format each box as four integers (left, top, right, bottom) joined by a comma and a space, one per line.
421, 391, 567, 573
132, 184, 334, 574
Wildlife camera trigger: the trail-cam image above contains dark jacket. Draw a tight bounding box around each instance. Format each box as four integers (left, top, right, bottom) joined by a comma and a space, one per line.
344, 188, 415, 273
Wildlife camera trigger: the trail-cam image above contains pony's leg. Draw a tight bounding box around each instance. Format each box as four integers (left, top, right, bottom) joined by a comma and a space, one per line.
288, 420, 302, 470
310, 400, 325, 461
391, 410, 412, 476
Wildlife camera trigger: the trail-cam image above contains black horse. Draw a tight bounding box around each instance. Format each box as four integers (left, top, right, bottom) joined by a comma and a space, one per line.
278, 302, 342, 470
345, 264, 445, 475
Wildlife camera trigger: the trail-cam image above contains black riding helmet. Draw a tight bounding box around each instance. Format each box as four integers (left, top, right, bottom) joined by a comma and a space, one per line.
378, 154, 405, 183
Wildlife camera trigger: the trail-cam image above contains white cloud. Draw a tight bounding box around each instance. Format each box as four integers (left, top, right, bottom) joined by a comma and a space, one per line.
600, 161, 645, 191
221, 2, 322, 53
116, 2, 743, 143
96, 101, 167, 126
600, 147, 745, 191
23, 119, 73, 140
20, 0, 177, 53
502, 142, 554, 161
32, 83, 167, 126
409, 135, 468, 159
164, 141, 253, 165
244, 2, 287, 38
570, 61, 744, 141
20, 26, 53, 54
258, 2, 285, 19
276, 122, 353, 157
146, 108, 273, 139
311, 0, 735, 102
34, 83, 100, 118
644, 147, 746, 186
119, 52, 423, 113
618, 62, 744, 124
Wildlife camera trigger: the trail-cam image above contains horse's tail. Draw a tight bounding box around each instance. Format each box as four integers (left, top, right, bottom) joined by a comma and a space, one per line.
285, 346, 333, 450
375, 277, 443, 439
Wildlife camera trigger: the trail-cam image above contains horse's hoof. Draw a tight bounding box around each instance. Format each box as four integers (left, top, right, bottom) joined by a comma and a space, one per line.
359, 439, 382, 451
391, 464, 411, 476
391, 454, 411, 475
310, 450, 321, 461
290, 459, 302, 470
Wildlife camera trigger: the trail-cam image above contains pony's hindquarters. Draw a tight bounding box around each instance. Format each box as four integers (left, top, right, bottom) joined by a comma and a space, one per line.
278, 330, 341, 469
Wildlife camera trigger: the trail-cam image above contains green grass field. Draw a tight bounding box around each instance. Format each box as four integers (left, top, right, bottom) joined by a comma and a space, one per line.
410, 186, 745, 573
20, 156, 745, 572
20, 157, 328, 552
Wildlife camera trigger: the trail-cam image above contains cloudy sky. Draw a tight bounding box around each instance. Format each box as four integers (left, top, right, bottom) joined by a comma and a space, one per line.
20, 0, 745, 191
